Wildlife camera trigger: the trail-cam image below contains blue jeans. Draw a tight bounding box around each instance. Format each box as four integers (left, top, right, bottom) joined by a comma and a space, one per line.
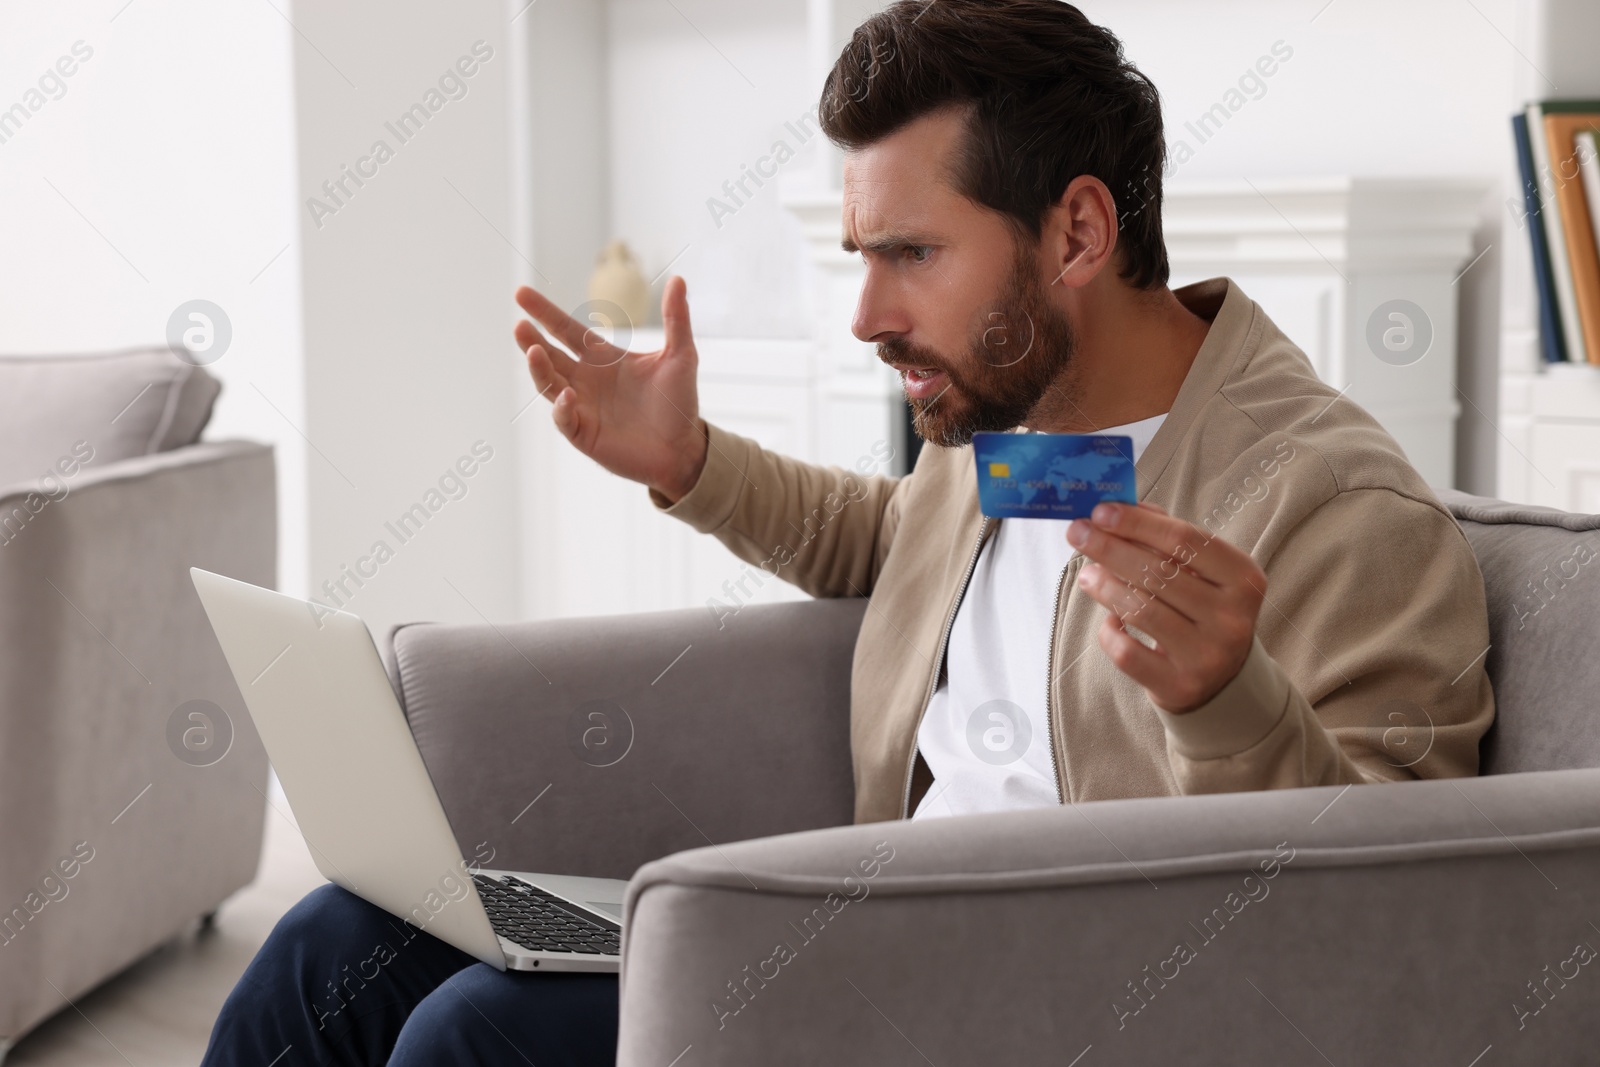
201, 883, 618, 1066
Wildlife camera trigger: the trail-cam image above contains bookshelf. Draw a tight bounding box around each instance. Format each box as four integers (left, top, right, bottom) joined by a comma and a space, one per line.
1497, 0, 1600, 514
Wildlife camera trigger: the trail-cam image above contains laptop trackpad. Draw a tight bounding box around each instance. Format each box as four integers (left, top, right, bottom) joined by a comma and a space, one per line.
499, 870, 629, 923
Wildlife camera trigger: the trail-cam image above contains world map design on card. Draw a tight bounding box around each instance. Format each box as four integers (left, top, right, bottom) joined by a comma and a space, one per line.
971, 432, 1136, 519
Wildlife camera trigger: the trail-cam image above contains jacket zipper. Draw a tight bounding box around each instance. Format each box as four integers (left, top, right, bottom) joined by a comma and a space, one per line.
899, 515, 992, 819
1042, 558, 1081, 805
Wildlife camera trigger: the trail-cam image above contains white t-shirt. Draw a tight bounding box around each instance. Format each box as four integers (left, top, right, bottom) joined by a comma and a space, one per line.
911, 412, 1169, 820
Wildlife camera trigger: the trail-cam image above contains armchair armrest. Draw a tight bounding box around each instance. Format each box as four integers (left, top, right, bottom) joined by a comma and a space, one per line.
0, 440, 276, 1040
618, 769, 1600, 1066
390, 597, 867, 880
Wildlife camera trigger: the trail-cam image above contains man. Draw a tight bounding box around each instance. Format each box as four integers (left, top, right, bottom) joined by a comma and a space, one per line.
202, 1, 1494, 1063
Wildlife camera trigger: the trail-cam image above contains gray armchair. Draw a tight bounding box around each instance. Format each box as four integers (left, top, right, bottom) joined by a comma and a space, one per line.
389, 489, 1600, 1065
0, 350, 275, 1058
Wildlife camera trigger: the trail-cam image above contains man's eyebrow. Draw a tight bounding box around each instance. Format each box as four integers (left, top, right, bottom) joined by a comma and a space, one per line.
840, 229, 935, 254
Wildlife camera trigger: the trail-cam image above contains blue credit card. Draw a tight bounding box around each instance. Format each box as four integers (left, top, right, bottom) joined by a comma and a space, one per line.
971, 432, 1137, 519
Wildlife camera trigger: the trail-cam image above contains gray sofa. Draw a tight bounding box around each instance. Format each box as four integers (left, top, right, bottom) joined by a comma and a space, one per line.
391, 488, 1600, 1064
0, 349, 275, 1057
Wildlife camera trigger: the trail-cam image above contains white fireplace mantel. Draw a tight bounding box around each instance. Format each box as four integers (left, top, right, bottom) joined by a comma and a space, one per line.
782, 177, 1489, 487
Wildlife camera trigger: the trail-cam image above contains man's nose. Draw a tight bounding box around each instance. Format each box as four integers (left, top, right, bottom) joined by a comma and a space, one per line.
852, 266, 906, 343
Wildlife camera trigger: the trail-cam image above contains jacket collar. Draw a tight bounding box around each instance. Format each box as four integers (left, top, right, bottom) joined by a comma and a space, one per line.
1132, 277, 1252, 501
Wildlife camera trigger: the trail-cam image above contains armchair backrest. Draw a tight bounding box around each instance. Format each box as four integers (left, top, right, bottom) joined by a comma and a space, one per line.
390, 597, 865, 880
1437, 489, 1600, 775
0, 347, 220, 490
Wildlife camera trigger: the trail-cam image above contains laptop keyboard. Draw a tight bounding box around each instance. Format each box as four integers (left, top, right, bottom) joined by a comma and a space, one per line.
473, 874, 622, 956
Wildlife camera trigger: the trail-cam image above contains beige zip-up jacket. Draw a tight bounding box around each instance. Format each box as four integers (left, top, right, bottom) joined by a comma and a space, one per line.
650, 277, 1496, 824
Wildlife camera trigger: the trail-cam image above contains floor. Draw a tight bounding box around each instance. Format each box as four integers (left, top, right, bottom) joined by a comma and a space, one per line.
9, 792, 324, 1066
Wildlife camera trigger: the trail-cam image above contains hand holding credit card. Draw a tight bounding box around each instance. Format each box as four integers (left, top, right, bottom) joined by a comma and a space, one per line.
972, 432, 1136, 519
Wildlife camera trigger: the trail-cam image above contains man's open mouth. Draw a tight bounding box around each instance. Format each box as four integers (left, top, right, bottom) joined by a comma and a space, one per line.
893, 364, 948, 400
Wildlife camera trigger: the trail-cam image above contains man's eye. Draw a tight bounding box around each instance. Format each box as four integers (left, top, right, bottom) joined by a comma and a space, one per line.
904, 245, 931, 263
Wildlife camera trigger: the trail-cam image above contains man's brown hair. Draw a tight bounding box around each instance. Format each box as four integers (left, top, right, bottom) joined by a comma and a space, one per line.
819, 0, 1169, 290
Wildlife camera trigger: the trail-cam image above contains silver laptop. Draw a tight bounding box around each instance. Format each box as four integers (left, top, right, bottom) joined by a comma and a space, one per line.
190, 567, 626, 973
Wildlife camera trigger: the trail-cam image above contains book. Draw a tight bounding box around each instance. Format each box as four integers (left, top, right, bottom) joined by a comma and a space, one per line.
1528, 103, 1589, 365
1513, 112, 1569, 363
1578, 131, 1600, 280
1543, 110, 1600, 365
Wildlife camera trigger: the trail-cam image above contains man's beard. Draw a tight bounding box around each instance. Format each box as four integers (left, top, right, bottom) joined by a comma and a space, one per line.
878, 241, 1078, 448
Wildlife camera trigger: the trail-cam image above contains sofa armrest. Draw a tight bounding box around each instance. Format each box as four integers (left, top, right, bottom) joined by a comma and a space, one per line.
618, 769, 1600, 1066
391, 597, 866, 881
0, 439, 277, 1040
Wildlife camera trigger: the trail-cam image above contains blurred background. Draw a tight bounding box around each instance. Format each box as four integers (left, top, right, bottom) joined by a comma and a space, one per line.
5, 0, 1596, 641
3, 0, 1598, 1061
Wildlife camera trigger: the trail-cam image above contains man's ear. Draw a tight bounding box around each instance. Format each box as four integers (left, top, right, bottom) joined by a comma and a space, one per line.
1047, 174, 1119, 289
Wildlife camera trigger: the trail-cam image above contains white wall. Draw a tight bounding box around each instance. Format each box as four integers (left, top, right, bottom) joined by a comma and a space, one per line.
606, 0, 818, 339
511, 0, 612, 621
288, 0, 523, 641
0, 0, 307, 596
1076, 0, 1516, 181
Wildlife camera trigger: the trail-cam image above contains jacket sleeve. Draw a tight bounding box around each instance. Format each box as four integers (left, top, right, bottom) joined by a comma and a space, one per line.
646, 421, 909, 598
1150, 488, 1496, 792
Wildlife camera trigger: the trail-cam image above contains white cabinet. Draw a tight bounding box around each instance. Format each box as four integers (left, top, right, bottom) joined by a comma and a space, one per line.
1163, 178, 1487, 488
1513, 369, 1600, 513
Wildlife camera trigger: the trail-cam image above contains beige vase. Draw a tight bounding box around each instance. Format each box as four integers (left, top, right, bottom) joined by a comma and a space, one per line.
586, 239, 651, 328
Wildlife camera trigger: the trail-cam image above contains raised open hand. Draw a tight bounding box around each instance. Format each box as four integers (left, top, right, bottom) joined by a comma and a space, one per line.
513, 275, 709, 502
